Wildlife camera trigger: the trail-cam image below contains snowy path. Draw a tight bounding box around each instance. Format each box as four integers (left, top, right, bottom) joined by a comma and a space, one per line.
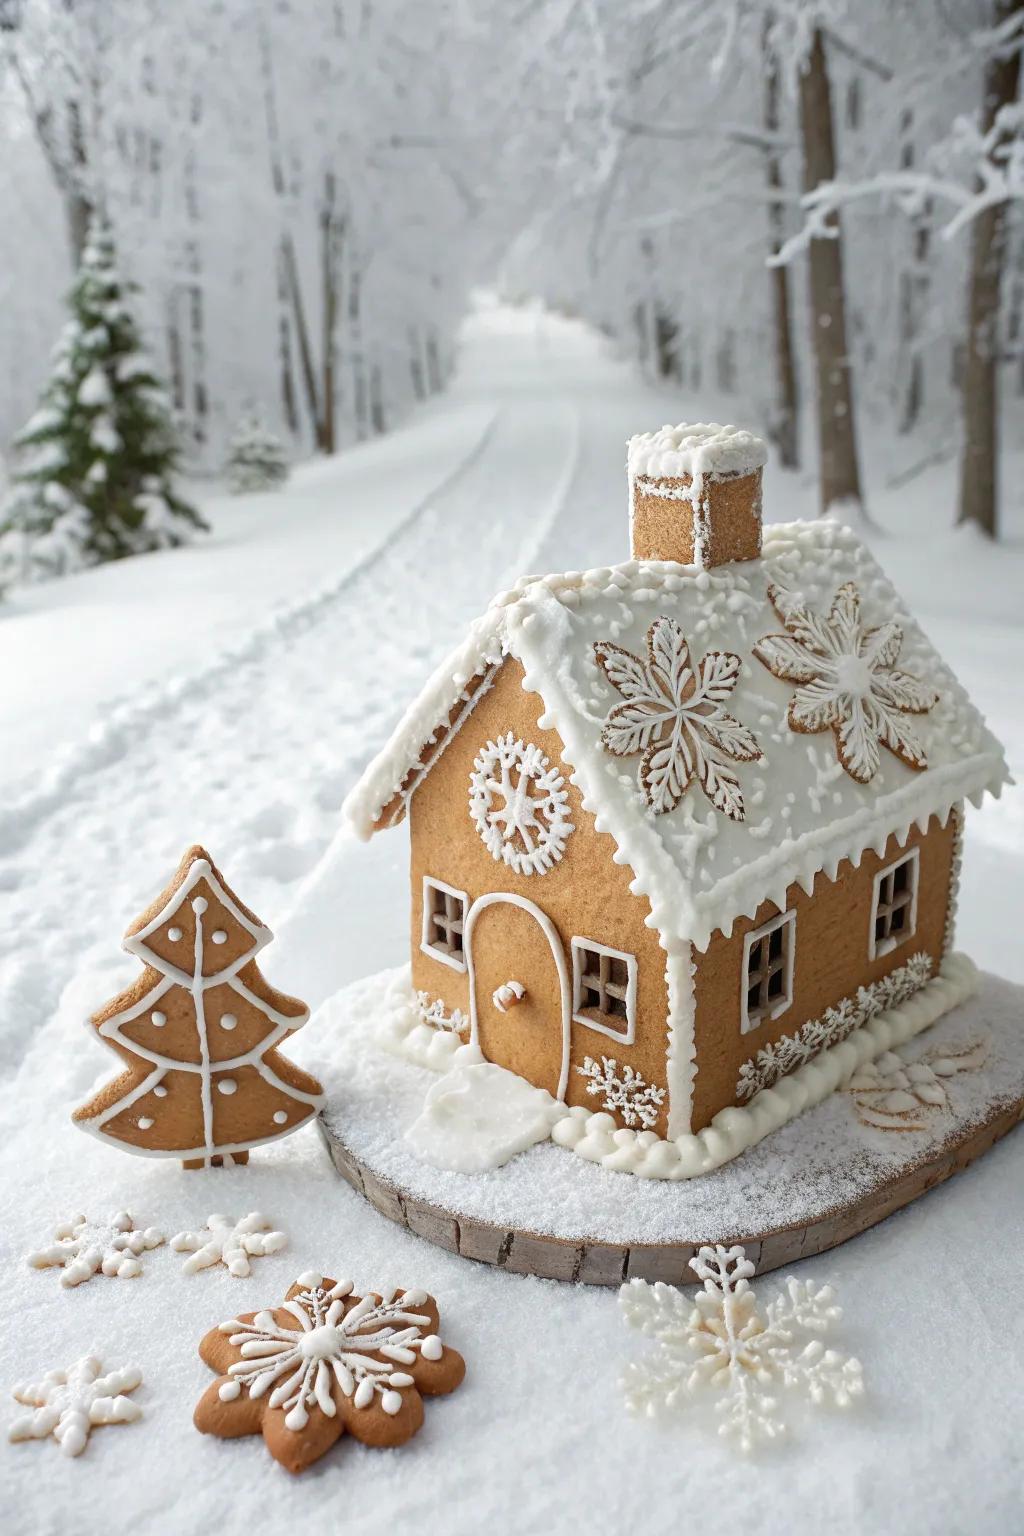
0, 395, 586, 1073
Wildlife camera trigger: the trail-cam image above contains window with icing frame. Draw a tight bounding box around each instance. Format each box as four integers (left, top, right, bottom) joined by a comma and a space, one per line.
421, 877, 469, 972
741, 910, 796, 1034
571, 937, 637, 1043
869, 847, 920, 961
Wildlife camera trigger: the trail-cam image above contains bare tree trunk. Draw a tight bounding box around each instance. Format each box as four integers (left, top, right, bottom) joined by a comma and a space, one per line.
409, 326, 426, 401
425, 328, 442, 393
276, 248, 300, 436
654, 308, 678, 379
281, 233, 324, 449
182, 91, 207, 453
896, 108, 931, 435
370, 363, 386, 435
957, 2, 1023, 537
798, 28, 863, 514
65, 98, 93, 265
319, 172, 341, 455
764, 43, 799, 468
348, 254, 369, 441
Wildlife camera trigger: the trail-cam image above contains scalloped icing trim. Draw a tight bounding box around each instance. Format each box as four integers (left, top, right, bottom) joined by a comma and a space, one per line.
381, 954, 978, 1179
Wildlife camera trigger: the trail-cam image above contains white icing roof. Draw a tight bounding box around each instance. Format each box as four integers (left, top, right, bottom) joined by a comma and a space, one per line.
344, 521, 1007, 952
627, 421, 768, 483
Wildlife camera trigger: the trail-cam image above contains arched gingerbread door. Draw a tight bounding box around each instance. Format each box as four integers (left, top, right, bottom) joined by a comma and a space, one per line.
464, 893, 570, 1101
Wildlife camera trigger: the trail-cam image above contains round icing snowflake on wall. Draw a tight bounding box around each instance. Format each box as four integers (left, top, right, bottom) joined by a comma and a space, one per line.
469, 733, 573, 875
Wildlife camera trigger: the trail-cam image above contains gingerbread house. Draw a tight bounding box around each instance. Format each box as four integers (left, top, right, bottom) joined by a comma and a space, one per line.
343, 423, 1007, 1176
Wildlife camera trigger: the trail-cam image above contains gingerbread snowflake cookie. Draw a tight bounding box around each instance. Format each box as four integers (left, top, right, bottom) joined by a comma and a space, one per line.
754, 581, 938, 784
194, 1271, 465, 1473
594, 615, 762, 819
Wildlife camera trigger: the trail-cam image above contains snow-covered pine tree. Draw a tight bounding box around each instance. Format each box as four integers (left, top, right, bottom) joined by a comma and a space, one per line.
0, 217, 206, 588
225, 407, 290, 494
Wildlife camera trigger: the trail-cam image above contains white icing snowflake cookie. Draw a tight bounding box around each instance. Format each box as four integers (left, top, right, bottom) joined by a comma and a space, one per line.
9, 1356, 143, 1457
621, 1244, 864, 1452
26, 1211, 165, 1286
170, 1212, 286, 1276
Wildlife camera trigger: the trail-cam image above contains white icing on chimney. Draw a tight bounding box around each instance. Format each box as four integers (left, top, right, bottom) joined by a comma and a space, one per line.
627, 422, 768, 511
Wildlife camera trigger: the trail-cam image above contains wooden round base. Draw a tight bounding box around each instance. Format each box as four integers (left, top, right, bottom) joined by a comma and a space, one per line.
319, 1093, 1024, 1284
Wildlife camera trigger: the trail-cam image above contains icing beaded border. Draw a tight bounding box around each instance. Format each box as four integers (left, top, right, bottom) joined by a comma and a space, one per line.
378, 954, 979, 1179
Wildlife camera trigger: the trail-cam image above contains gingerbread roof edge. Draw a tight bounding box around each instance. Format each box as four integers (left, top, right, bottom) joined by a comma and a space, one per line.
342, 519, 1008, 951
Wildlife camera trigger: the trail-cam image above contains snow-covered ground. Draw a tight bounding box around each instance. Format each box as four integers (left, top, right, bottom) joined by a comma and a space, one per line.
1, 304, 1022, 1535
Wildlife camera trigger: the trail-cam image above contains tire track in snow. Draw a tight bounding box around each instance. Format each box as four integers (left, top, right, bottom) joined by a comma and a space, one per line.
0, 400, 581, 1071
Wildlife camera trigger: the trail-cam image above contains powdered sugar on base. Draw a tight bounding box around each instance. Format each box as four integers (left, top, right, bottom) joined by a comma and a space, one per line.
317, 960, 1021, 1244
406, 1061, 562, 1172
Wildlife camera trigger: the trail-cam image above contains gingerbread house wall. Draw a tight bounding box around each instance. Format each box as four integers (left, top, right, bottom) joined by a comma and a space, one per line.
689, 810, 959, 1132
408, 656, 672, 1133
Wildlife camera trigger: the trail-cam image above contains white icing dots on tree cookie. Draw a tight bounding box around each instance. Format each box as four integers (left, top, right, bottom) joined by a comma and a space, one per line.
216, 1078, 237, 1096
167, 926, 182, 942
137, 1116, 154, 1130
151, 1010, 167, 1026
219, 1013, 237, 1031
212, 930, 227, 945
273, 1110, 288, 1124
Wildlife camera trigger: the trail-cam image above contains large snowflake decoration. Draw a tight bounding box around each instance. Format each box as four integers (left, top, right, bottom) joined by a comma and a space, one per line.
594, 616, 762, 820
170, 1212, 287, 1277
26, 1211, 165, 1287
620, 1245, 864, 1453
9, 1356, 143, 1457
194, 1271, 465, 1474
468, 733, 573, 875
753, 581, 939, 784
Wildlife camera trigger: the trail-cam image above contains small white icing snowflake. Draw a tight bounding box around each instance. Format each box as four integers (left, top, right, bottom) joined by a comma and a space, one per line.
217, 1271, 445, 1430
754, 581, 938, 784
468, 733, 573, 875
621, 1245, 864, 1452
8, 1356, 143, 1457
576, 1055, 666, 1129
26, 1212, 165, 1287
594, 615, 763, 820
170, 1212, 287, 1277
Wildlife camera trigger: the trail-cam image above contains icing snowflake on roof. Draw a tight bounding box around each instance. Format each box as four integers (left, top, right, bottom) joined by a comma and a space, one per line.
754, 581, 938, 784
8, 1356, 143, 1457
595, 616, 762, 819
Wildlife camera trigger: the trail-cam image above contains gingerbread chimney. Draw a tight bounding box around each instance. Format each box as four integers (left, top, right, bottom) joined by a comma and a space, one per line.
627, 422, 768, 568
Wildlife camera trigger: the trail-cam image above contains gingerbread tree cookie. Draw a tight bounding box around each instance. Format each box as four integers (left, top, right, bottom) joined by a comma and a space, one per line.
73, 846, 324, 1168
194, 1271, 465, 1474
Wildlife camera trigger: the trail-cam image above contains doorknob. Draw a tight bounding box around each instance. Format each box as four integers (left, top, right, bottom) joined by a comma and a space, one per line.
492, 980, 526, 1013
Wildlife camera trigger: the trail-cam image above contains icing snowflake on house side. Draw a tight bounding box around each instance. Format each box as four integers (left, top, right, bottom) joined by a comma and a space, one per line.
621, 1245, 864, 1452
170, 1212, 286, 1277
468, 734, 573, 875
9, 1356, 143, 1457
735, 951, 934, 1101
754, 581, 938, 784
594, 615, 763, 819
26, 1211, 164, 1287
194, 1271, 466, 1474
576, 1055, 666, 1129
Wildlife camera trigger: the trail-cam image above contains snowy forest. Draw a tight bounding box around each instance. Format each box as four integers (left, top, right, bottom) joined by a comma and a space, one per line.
2, 0, 1024, 585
